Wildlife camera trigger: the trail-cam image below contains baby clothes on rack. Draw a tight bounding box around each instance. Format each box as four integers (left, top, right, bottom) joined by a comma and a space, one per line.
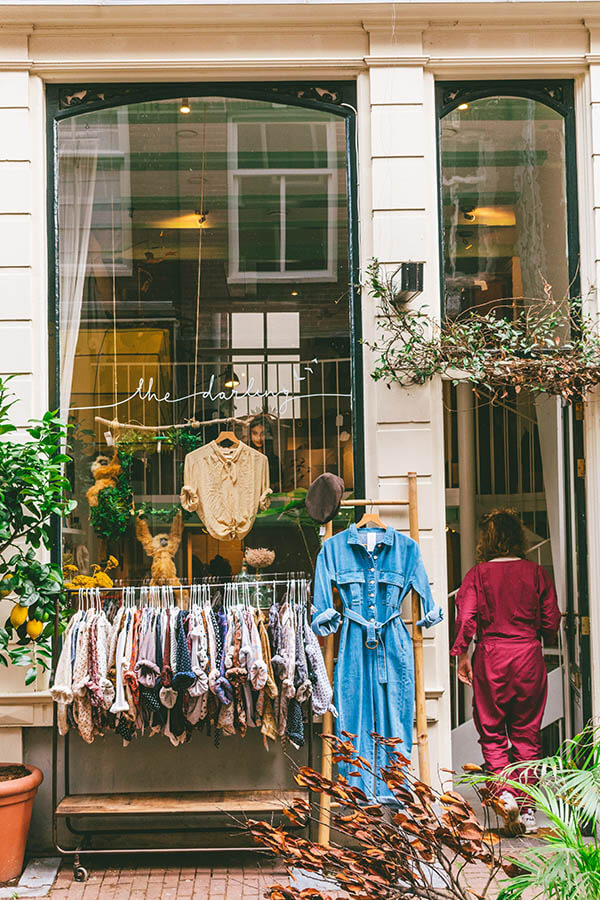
51, 580, 334, 751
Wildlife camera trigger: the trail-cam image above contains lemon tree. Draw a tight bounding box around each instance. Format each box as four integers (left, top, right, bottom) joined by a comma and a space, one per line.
0, 377, 76, 682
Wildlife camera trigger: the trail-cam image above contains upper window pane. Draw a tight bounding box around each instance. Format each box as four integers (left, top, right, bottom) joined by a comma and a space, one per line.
441, 96, 568, 317
57, 95, 352, 583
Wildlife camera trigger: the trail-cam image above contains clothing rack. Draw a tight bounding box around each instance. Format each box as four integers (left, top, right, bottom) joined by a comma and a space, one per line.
51, 576, 315, 880
317, 472, 429, 846
67, 579, 308, 610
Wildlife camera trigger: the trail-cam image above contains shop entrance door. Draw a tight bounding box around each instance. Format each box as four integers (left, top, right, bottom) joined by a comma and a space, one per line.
444, 385, 571, 762
437, 80, 588, 762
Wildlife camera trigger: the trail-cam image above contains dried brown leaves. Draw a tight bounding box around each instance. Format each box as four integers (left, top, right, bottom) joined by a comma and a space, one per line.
249, 734, 513, 900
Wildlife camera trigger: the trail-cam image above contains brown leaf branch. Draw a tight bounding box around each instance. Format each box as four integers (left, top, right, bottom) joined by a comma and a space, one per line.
247, 733, 512, 900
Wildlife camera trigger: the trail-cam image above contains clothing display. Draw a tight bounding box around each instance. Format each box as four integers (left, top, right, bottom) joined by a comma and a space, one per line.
312, 523, 443, 803
450, 558, 561, 795
51, 586, 335, 751
180, 440, 272, 541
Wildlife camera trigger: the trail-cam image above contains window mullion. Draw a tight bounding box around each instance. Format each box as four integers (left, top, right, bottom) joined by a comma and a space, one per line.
280, 175, 286, 273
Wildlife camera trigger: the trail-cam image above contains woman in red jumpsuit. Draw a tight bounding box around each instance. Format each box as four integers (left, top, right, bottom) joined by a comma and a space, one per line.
451, 509, 561, 834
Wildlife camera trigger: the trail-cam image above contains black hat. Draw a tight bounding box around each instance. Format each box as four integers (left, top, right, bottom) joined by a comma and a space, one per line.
305, 473, 345, 524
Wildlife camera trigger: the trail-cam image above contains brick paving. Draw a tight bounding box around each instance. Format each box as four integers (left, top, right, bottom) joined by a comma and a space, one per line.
44, 852, 530, 899
48, 855, 291, 900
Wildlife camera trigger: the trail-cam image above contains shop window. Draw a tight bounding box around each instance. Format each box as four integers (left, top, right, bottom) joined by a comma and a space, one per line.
56, 93, 354, 585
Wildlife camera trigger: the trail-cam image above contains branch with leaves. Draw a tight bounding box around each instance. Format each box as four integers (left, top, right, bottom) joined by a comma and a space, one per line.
366, 260, 600, 403
247, 732, 518, 900
0, 377, 76, 680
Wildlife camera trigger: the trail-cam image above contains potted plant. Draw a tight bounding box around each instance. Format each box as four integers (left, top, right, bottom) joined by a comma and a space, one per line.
0, 377, 75, 880
0, 764, 44, 883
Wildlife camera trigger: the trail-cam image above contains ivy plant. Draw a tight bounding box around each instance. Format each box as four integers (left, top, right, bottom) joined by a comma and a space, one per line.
366, 260, 600, 403
0, 377, 76, 682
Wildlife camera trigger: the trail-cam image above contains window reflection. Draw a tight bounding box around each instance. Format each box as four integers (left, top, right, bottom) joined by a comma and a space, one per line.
58, 96, 352, 583
442, 96, 568, 317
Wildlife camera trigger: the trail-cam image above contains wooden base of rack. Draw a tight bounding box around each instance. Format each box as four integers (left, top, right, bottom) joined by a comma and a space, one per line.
56, 789, 306, 817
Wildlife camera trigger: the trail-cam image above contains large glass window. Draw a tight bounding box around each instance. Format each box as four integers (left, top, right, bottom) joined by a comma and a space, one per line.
57, 94, 353, 584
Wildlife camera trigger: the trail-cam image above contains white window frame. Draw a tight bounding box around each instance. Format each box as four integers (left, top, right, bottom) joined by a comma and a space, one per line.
227, 117, 338, 283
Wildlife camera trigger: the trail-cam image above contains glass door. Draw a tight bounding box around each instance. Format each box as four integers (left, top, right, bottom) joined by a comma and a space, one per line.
437, 82, 585, 750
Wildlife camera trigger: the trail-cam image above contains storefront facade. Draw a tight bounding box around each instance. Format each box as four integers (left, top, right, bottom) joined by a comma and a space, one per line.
0, 0, 599, 848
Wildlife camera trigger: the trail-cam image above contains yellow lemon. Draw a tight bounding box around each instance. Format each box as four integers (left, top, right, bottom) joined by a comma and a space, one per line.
26, 619, 44, 641
10, 604, 28, 628
0, 577, 12, 599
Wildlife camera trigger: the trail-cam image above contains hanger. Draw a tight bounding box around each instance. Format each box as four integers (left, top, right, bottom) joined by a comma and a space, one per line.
215, 429, 240, 447
356, 502, 387, 530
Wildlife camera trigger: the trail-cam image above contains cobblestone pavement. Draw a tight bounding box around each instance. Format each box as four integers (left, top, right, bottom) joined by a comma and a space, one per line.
45, 852, 533, 899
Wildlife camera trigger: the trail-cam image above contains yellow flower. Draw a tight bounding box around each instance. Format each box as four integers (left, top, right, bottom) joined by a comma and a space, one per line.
66, 574, 96, 588
93, 572, 113, 588
105, 556, 119, 571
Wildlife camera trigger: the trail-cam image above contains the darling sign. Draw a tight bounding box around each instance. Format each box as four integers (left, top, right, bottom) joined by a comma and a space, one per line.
70, 374, 347, 416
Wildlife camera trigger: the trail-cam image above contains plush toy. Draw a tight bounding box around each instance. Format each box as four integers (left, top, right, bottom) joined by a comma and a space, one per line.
86, 451, 123, 508
135, 510, 183, 587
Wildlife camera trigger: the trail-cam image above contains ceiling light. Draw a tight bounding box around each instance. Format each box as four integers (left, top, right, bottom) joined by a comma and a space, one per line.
179, 98, 191, 115
223, 367, 240, 389
457, 103, 469, 111
291, 290, 299, 297
176, 129, 198, 138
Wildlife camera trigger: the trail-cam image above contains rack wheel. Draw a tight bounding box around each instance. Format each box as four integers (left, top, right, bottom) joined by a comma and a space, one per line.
73, 866, 88, 882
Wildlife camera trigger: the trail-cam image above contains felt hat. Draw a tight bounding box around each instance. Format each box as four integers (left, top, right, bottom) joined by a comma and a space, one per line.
305, 473, 345, 524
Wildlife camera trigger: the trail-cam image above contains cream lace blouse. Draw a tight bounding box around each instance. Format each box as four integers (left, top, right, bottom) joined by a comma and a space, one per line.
180, 440, 272, 541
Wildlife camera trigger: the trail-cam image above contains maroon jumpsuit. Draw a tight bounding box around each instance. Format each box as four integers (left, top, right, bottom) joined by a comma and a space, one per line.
451, 559, 561, 795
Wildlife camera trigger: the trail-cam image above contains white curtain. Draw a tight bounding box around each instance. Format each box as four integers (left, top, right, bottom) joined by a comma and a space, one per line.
535, 394, 567, 604
59, 138, 98, 420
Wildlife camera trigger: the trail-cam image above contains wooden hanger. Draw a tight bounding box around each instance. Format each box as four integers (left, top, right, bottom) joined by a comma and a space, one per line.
215, 429, 240, 446
356, 504, 387, 530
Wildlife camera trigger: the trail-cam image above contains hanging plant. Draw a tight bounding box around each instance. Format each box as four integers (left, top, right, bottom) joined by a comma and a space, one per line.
89, 449, 135, 542
114, 427, 203, 456
365, 260, 600, 403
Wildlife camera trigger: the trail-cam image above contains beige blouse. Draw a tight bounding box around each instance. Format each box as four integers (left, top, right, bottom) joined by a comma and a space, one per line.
180, 440, 272, 541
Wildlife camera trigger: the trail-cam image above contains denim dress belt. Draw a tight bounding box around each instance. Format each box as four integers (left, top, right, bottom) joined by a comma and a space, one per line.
344, 607, 403, 683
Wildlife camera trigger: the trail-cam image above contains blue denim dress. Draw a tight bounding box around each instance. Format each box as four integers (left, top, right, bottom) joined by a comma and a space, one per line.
312, 524, 442, 802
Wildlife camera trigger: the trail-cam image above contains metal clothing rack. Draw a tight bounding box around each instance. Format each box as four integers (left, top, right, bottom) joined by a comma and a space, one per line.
316, 473, 430, 845
51, 578, 314, 881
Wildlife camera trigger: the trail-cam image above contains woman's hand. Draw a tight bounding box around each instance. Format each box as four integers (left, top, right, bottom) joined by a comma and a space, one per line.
457, 652, 473, 686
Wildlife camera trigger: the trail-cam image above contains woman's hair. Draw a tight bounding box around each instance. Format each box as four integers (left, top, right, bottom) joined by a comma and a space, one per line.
476, 508, 527, 562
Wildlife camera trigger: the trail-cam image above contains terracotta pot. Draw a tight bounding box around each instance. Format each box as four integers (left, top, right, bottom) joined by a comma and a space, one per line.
0, 764, 43, 883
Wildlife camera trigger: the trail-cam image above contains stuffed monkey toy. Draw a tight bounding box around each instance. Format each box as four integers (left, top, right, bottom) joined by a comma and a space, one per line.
135, 510, 183, 587
86, 450, 123, 508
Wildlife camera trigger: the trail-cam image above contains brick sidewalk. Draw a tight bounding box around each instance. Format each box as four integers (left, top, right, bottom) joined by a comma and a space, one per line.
45, 853, 526, 899
48, 856, 286, 900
